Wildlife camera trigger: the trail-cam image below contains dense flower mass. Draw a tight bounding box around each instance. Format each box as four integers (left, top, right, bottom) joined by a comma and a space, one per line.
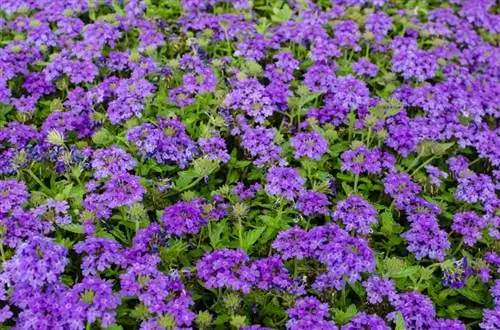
0, 0, 498, 328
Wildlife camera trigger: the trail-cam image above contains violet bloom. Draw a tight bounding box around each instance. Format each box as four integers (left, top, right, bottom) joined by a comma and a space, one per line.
0, 236, 68, 288
127, 117, 198, 169
240, 125, 283, 167
425, 165, 449, 185
32, 199, 72, 225
290, 131, 329, 160
161, 199, 208, 236
363, 275, 398, 305
286, 296, 336, 330
64, 277, 120, 328
91, 146, 136, 179
233, 182, 261, 200
365, 11, 393, 42
352, 58, 379, 77
333, 195, 378, 235
433, 319, 466, 330
265, 166, 305, 201
272, 226, 311, 260
74, 237, 124, 275
225, 78, 276, 123
341, 145, 393, 175
479, 307, 500, 330
342, 312, 389, 330
402, 213, 450, 261
199, 136, 230, 163
196, 249, 257, 293
452, 211, 488, 246
296, 190, 330, 216
250, 256, 293, 291
0, 179, 29, 214
102, 173, 145, 209
310, 224, 375, 291
388, 292, 436, 330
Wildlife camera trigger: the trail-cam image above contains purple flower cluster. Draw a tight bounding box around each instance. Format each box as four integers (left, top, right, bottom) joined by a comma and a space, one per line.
196, 249, 293, 294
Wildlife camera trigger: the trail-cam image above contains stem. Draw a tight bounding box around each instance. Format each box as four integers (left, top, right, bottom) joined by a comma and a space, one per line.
238, 217, 243, 250
353, 173, 359, 192
25, 169, 52, 195
410, 155, 437, 177
452, 238, 464, 256
0, 242, 6, 263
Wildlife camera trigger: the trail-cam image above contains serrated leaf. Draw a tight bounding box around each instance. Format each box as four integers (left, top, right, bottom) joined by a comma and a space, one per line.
271, 4, 293, 23
457, 287, 484, 304
242, 226, 266, 252
459, 308, 483, 319
388, 265, 420, 279
58, 223, 84, 234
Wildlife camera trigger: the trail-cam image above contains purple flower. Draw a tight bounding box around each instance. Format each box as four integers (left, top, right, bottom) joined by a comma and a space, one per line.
290, 131, 328, 160
479, 307, 500, 330
310, 224, 375, 291
63, 277, 120, 328
286, 296, 336, 330
365, 11, 392, 42
333, 195, 378, 235
272, 226, 311, 260
199, 136, 230, 163
403, 213, 450, 261
341, 145, 394, 175
250, 256, 293, 291
0, 236, 68, 288
196, 249, 257, 293
433, 319, 466, 330
0, 179, 29, 214
352, 58, 379, 77
388, 292, 436, 330
425, 165, 449, 185
452, 211, 488, 246
239, 125, 283, 167
74, 237, 124, 275
161, 199, 208, 236
363, 275, 398, 305
233, 182, 261, 200
296, 190, 330, 216
32, 199, 72, 225
91, 146, 136, 179
225, 78, 277, 123
265, 166, 305, 201
127, 117, 198, 169
342, 312, 389, 330
102, 173, 145, 209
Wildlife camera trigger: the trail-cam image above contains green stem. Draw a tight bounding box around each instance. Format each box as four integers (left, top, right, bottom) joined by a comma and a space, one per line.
0, 242, 6, 263
25, 169, 52, 195
410, 155, 437, 177
353, 174, 359, 192
452, 238, 464, 257
238, 217, 243, 250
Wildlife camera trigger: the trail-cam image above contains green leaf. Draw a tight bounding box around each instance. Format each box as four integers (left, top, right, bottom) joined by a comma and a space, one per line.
458, 287, 484, 304
332, 305, 357, 325
388, 265, 420, 279
58, 223, 84, 234
271, 4, 293, 23
459, 308, 483, 319
92, 128, 114, 146
242, 226, 266, 252
395, 312, 406, 330
380, 210, 403, 235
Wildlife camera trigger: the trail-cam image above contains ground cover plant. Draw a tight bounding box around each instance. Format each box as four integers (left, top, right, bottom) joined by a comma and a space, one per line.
0, 0, 498, 329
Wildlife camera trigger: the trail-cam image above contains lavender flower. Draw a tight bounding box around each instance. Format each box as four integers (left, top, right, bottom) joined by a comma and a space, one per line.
342, 312, 389, 330
363, 275, 398, 304
161, 199, 208, 236
92, 146, 137, 179
265, 166, 305, 201
452, 211, 488, 246
296, 190, 330, 216
332, 195, 378, 235
290, 131, 329, 160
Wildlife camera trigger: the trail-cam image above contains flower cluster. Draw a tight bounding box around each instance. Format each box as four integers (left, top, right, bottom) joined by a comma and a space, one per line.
0, 0, 498, 328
